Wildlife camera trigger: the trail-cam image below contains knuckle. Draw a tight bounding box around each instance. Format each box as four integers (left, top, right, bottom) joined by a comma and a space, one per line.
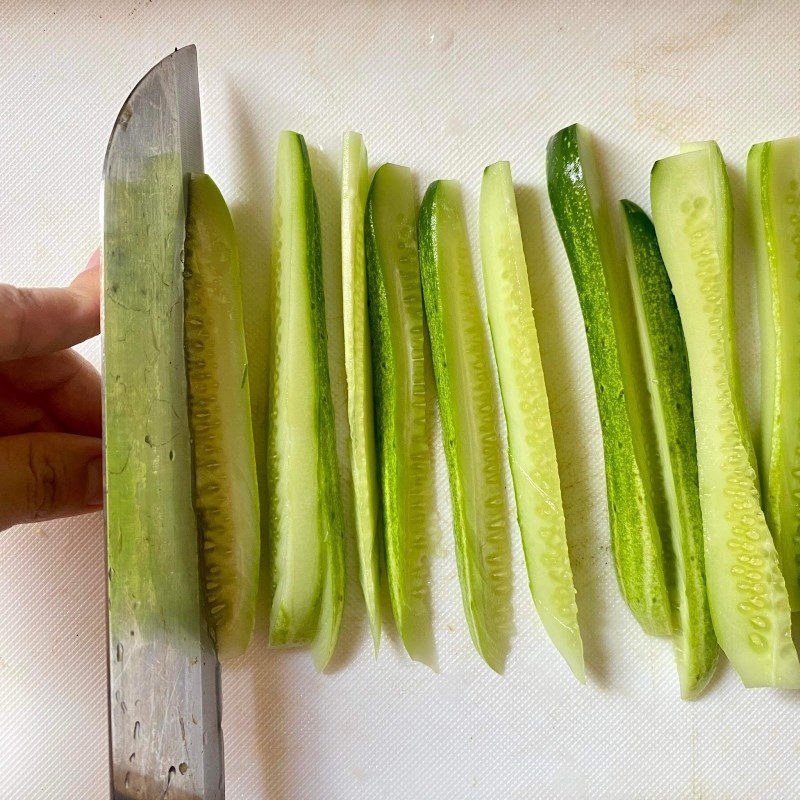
24, 440, 65, 520
0, 283, 30, 360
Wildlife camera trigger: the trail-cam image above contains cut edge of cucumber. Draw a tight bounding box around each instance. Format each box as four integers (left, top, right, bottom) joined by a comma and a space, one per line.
747, 137, 800, 612
620, 197, 718, 699
184, 172, 261, 662
341, 130, 383, 651
479, 160, 585, 682
365, 162, 435, 666
418, 178, 512, 673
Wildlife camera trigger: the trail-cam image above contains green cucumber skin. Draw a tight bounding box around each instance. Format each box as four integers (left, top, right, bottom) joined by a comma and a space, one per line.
305, 136, 346, 671
418, 179, 510, 673
651, 142, 800, 688
341, 132, 382, 649
479, 161, 584, 682
365, 164, 432, 664
268, 132, 345, 664
546, 125, 671, 637
748, 139, 800, 611
621, 199, 718, 698
184, 173, 261, 662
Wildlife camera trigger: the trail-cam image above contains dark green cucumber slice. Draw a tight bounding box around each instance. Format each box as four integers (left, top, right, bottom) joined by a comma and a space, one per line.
651, 141, 800, 687
341, 131, 382, 649
267, 131, 345, 669
184, 173, 260, 661
621, 199, 718, 698
418, 179, 510, 673
479, 161, 584, 681
365, 163, 432, 664
748, 138, 800, 611
546, 124, 671, 637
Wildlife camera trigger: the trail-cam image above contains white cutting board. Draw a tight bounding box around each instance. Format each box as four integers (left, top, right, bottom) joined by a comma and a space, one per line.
2, 1, 800, 798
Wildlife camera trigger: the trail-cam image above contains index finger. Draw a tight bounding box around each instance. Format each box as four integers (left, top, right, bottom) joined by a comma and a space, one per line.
0, 249, 100, 362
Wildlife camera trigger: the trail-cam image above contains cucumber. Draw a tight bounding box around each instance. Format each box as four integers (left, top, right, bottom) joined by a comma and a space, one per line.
651, 141, 800, 687
479, 161, 584, 681
184, 174, 261, 661
748, 138, 800, 611
620, 199, 718, 698
341, 132, 382, 649
546, 124, 671, 636
418, 179, 510, 672
365, 163, 432, 664
267, 131, 345, 668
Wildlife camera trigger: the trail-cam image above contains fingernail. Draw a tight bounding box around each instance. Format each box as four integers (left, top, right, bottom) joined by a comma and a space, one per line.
72, 248, 101, 286
85, 456, 104, 507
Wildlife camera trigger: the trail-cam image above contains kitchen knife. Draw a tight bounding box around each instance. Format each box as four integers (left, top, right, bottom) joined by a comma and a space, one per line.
102, 45, 224, 799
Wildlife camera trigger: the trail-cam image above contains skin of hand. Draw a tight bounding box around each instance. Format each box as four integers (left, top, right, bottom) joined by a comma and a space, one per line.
0, 250, 103, 531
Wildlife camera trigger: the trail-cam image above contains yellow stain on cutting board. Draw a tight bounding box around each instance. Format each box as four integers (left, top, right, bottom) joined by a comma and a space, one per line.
616, 0, 756, 140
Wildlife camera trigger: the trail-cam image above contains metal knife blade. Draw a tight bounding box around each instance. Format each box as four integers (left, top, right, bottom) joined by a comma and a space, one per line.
102, 45, 224, 800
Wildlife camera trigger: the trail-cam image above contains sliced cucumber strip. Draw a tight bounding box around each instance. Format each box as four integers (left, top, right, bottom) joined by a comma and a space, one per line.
652, 141, 800, 687
365, 163, 432, 664
621, 199, 718, 698
183, 174, 260, 661
267, 131, 345, 667
546, 124, 671, 636
479, 161, 584, 681
341, 132, 382, 649
418, 179, 510, 672
748, 138, 800, 611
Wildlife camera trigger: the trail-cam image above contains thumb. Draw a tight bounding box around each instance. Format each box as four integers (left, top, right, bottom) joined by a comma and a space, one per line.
0, 433, 103, 531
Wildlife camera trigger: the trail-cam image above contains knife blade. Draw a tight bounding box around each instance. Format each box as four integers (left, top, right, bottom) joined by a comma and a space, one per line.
102, 45, 224, 800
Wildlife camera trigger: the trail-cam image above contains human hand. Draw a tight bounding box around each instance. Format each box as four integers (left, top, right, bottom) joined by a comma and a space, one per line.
0, 250, 103, 531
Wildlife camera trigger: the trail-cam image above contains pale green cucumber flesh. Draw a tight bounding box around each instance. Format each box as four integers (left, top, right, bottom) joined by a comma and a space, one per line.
268, 131, 345, 663
418, 179, 511, 672
365, 163, 432, 664
341, 131, 382, 648
546, 124, 671, 637
652, 141, 800, 687
621, 199, 717, 698
748, 144, 778, 514
184, 173, 261, 661
479, 161, 584, 681
748, 138, 800, 611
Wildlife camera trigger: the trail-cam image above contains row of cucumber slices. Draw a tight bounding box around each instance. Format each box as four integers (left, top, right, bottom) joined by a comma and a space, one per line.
549, 127, 800, 695
181, 125, 800, 697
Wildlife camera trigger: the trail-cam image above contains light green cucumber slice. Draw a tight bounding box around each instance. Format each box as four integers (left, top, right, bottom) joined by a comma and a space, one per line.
479, 161, 584, 681
268, 131, 345, 668
341, 131, 382, 649
651, 141, 800, 688
184, 173, 261, 661
546, 124, 671, 636
621, 199, 718, 698
418, 179, 510, 672
748, 138, 800, 612
365, 163, 432, 664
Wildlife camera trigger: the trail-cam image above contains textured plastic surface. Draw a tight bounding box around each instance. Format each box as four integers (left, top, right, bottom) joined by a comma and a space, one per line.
2, 2, 800, 798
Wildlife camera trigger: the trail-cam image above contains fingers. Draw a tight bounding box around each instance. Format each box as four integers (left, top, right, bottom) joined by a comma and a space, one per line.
0, 432, 102, 531
0, 383, 61, 435
0, 349, 102, 437
0, 249, 101, 362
